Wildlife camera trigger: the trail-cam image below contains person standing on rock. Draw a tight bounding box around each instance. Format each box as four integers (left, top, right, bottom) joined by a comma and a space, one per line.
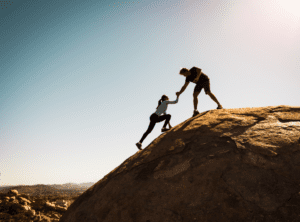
176, 67, 223, 117
136, 94, 179, 150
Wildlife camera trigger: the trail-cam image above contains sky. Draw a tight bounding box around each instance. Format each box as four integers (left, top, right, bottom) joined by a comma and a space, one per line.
0, 0, 299, 186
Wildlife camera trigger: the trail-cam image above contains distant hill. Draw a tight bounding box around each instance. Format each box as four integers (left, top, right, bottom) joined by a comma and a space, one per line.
46, 182, 95, 190
0, 182, 95, 197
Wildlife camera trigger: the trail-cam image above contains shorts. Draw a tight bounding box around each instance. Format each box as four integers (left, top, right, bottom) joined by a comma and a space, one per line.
194, 80, 211, 94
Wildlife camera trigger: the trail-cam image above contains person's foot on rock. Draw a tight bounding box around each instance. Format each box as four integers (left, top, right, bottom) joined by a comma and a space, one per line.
161, 127, 170, 132
136, 142, 142, 150
217, 105, 223, 109
193, 110, 200, 117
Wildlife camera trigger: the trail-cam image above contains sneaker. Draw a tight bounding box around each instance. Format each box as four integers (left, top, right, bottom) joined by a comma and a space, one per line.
217, 105, 223, 109
136, 142, 142, 150
161, 128, 170, 132
193, 110, 200, 117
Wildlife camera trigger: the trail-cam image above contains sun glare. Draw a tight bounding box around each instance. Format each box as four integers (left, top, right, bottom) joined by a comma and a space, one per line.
274, 0, 300, 17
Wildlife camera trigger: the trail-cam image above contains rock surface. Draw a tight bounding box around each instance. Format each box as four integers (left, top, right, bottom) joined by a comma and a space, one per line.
59, 105, 300, 222
0, 189, 71, 221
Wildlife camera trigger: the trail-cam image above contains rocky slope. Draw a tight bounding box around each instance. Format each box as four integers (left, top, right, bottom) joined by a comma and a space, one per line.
58, 105, 300, 221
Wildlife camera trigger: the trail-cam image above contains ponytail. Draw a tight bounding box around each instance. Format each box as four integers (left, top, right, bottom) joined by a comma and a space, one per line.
156, 99, 163, 109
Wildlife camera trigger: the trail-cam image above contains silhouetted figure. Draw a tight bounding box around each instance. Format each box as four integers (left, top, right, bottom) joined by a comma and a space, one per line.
176, 67, 223, 117
136, 94, 179, 150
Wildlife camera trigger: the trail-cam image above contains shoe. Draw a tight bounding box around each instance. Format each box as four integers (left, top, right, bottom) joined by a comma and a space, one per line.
136, 142, 142, 150
161, 128, 170, 132
217, 105, 223, 109
193, 110, 200, 117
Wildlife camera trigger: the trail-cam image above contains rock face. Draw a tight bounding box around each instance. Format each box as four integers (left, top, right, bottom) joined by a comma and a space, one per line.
59, 105, 300, 222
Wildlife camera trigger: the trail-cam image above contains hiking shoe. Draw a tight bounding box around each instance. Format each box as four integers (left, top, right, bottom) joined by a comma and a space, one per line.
161, 128, 170, 132
217, 105, 223, 109
193, 110, 200, 117
136, 142, 142, 150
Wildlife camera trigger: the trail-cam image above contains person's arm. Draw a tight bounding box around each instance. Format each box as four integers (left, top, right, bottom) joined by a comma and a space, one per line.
176, 82, 189, 96
166, 96, 179, 104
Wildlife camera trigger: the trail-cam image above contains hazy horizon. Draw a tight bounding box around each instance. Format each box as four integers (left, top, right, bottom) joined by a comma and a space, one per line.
0, 181, 95, 187
1, 0, 299, 186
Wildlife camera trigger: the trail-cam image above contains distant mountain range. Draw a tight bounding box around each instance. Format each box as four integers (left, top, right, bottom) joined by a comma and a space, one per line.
0, 182, 96, 196
46, 182, 95, 189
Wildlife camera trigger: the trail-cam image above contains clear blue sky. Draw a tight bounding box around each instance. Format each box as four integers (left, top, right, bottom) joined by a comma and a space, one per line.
1, 0, 299, 186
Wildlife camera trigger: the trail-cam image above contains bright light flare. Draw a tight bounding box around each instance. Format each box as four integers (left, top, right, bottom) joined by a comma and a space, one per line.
274, 0, 300, 17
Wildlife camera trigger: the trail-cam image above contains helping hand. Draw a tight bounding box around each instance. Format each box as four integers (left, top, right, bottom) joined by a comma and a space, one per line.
176, 92, 180, 97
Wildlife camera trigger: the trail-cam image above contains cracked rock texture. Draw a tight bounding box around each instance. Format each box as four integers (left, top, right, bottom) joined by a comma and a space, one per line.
59, 105, 300, 222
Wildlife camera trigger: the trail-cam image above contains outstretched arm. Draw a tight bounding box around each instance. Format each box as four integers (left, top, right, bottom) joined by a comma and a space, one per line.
167, 96, 179, 104
176, 82, 189, 96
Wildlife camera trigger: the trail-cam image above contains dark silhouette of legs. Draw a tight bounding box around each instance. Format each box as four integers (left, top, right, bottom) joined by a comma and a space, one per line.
139, 114, 171, 143
159, 114, 171, 128
193, 80, 222, 112
139, 119, 156, 143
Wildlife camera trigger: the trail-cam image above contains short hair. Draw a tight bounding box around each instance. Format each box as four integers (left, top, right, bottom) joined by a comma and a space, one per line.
179, 68, 189, 74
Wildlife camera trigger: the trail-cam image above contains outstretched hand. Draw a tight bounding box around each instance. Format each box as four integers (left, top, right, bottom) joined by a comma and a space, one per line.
176, 92, 180, 97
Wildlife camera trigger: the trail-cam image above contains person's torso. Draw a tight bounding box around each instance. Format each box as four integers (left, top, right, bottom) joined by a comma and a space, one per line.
186, 67, 209, 84
155, 101, 168, 116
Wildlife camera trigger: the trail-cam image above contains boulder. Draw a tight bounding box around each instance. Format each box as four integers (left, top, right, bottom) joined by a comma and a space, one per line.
8, 196, 16, 202
56, 199, 69, 208
26, 209, 36, 217
45, 201, 68, 213
0, 189, 70, 221
45, 201, 56, 208
8, 189, 18, 197
59, 105, 300, 222
19, 196, 32, 205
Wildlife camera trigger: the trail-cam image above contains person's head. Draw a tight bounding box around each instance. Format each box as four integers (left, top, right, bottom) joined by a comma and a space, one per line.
157, 95, 169, 108
179, 68, 191, 77
161, 95, 169, 101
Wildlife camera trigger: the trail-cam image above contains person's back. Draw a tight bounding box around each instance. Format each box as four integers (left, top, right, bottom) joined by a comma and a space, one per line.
188, 67, 209, 84
155, 97, 178, 116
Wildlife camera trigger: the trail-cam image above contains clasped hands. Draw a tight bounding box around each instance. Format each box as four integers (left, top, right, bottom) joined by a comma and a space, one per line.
176, 92, 180, 97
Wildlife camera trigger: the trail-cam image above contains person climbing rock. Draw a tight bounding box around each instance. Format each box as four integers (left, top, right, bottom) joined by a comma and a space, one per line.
176, 66, 223, 117
136, 94, 179, 150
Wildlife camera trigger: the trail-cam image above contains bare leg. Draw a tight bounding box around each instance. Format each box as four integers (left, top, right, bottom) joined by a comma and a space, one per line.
208, 92, 221, 106
168, 123, 172, 128
193, 97, 198, 110
193, 91, 200, 111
